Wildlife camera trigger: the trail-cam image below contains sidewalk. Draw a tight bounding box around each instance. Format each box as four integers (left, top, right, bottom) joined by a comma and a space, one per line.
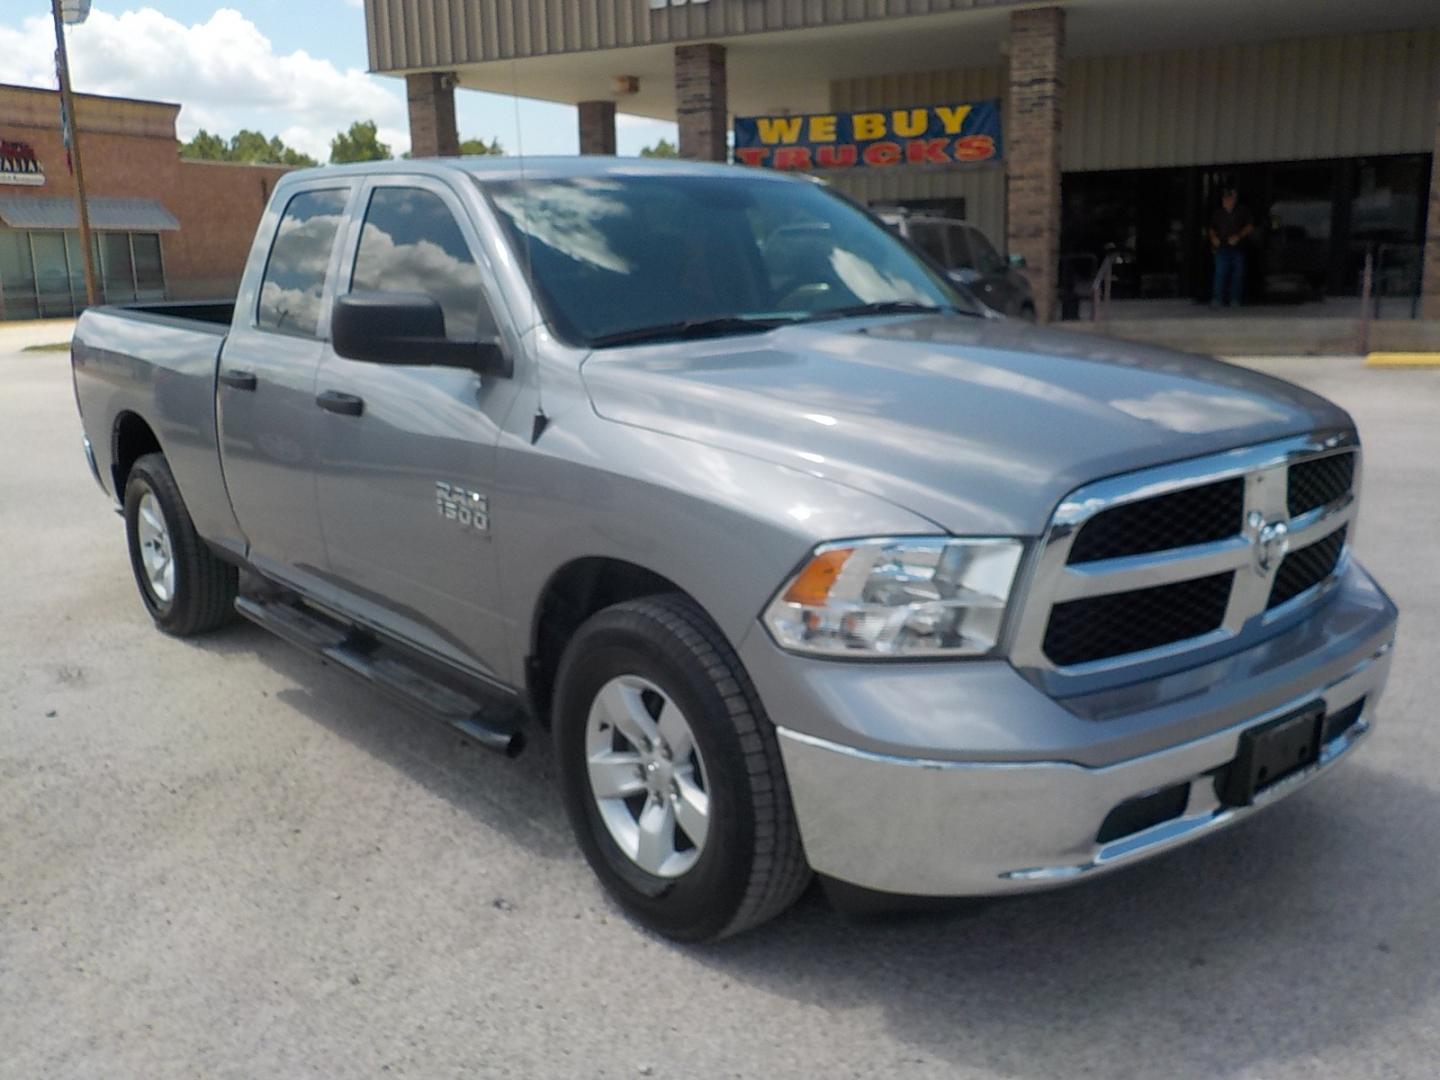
0, 318, 78, 353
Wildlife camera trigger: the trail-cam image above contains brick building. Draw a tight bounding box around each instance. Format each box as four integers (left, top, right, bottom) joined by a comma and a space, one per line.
362, 0, 1440, 322
0, 83, 290, 320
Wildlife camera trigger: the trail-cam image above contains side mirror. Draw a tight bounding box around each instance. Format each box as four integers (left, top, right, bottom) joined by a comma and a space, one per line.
331, 292, 511, 377
948, 267, 983, 287
1007, 253, 1027, 269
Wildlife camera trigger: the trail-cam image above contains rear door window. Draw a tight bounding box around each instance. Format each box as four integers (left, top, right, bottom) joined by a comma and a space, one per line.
907, 223, 949, 268
257, 188, 349, 337
350, 186, 495, 341
966, 228, 1007, 275
945, 226, 976, 271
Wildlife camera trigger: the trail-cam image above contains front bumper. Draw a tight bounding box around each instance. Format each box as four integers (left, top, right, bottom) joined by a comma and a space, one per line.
750, 562, 1397, 897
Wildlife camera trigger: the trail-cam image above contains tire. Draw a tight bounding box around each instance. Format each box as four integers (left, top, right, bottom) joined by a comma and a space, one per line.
553, 594, 811, 941
123, 452, 238, 636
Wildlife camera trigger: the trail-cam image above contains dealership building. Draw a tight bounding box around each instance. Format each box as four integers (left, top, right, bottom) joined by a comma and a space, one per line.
364, 0, 1440, 324
0, 83, 289, 320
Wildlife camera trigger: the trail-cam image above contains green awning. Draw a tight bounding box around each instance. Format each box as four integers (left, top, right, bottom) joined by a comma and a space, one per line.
0, 195, 179, 231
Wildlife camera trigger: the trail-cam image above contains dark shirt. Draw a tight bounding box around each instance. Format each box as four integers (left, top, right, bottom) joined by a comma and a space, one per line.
1211, 205, 1253, 245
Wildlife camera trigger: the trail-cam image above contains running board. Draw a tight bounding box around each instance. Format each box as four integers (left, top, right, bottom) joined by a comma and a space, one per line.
234, 593, 525, 757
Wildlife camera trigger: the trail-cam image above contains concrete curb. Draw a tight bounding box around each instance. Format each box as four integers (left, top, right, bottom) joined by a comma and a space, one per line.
1364, 352, 1440, 368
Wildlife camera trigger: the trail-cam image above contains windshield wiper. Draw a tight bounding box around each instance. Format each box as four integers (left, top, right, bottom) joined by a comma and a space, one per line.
588, 315, 796, 348
802, 300, 962, 322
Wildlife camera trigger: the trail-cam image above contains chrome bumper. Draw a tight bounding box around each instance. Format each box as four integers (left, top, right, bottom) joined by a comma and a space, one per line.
82, 434, 106, 493
776, 641, 1392, 897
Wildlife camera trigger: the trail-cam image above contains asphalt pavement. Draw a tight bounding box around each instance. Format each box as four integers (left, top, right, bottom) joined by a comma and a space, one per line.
2, 323, 1437, 1079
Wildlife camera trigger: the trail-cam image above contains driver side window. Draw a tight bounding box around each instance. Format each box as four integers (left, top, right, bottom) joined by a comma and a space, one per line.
351, 187, 495, 341
966, 229, 1006, 275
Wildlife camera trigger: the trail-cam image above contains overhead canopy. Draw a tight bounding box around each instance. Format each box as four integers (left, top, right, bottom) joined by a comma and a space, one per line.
0, 195, 179, 232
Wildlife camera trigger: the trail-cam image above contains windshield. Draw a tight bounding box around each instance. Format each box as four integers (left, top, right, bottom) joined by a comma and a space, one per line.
483, 173, 978, 347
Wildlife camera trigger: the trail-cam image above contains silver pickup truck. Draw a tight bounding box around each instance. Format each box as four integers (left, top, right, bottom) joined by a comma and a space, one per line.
72, 157, 1397, 941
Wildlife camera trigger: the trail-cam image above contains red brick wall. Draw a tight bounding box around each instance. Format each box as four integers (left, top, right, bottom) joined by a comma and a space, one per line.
1, 84, 291, 302
675, 44, 727, 163
1005, 7, 1064, 323
578, 100, 617, 156
407, 73, 460, 158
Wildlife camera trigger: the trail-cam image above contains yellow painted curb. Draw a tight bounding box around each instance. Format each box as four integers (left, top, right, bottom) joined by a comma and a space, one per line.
1364, 352, 1440, 368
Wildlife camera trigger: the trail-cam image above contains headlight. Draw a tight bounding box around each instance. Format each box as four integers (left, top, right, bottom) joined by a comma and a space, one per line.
763, 537, 1024, 658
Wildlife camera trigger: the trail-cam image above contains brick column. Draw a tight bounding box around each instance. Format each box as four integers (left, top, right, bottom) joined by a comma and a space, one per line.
407, 72, 460, 158
578, 100, 617, 156
1422, 91, 1440, 320
675, 44, 727, 162
1006, 7, 1065, 323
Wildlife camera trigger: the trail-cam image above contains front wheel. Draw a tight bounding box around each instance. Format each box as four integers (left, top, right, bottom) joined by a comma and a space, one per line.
123, 453, 238, 636
553, 595, 810, 941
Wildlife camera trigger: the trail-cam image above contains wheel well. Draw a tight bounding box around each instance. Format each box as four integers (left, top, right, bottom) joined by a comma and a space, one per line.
527, 557, 685, 725
112, 412, 162, 495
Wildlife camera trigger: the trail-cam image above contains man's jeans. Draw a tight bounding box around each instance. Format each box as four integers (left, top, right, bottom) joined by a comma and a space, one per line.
1213, 246, 1245, 307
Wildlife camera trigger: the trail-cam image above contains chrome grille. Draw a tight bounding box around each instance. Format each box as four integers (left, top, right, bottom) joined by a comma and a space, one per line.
1287, 451, 1356, 517
1042, 571, 1234, 667
1269, 525, 1348, 609
1067, 478, 1244, 564
1011, 433, 1359, 679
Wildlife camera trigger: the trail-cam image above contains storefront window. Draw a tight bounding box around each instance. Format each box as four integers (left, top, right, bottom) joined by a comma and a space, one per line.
131, 233, 165, 299
0, 228, 168, 318
31, 232, 72, 317
1348, 156, 1428, 298
0, 229, 40, 320
99, 233, 137, 304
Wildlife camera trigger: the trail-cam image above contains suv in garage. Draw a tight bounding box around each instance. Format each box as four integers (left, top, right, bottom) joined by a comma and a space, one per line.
879, 209, 1036, 320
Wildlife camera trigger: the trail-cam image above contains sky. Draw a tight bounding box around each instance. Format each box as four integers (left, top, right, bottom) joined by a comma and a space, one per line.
0, 1, 677, 161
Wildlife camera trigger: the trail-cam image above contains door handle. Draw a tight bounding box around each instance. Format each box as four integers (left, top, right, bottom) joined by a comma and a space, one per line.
316, 390, 365, 417
218, 369, 257, 391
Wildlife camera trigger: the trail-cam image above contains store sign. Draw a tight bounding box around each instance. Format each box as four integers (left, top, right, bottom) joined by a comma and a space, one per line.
734, 100, 1002, 171
0, 139, 45, 186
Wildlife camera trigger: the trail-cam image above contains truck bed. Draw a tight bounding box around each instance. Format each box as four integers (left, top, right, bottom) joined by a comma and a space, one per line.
92, 299, 236, 333
71, 301, 245, 557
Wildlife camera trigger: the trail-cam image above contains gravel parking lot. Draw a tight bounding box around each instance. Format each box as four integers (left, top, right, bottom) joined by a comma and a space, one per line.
3, 325, 1437, 1079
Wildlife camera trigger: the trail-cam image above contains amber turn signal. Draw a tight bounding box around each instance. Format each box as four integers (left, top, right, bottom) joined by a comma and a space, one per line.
782, 548, 853, 606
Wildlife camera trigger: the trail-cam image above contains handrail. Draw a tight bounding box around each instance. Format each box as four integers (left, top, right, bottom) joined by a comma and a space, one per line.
1090, 252, 1120, 322
1374, 241, 1422, 320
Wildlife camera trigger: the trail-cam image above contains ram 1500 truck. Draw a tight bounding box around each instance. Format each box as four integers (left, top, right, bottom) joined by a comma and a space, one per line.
72, 158, 1397, 941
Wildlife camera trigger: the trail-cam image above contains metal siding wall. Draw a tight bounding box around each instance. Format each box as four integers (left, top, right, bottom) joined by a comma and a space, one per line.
368, 0, 998, 66
827, 66, 1008, 245
1063, 29, 1440, 170
828, 168, 1007, 246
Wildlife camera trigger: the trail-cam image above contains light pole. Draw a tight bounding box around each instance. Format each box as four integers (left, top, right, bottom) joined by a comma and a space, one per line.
50, 0, 98, 308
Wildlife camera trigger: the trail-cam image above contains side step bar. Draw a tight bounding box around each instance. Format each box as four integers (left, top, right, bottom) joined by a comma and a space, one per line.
235, 593, 525, 757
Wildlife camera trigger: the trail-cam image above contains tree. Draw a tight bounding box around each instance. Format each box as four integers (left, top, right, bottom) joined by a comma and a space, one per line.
639, 138, 678, 159
179, 128, 317, 167
402, 135, 504, 160
181, 129, 228, 161
459, 135, 504, 156
330, 120, 392, 164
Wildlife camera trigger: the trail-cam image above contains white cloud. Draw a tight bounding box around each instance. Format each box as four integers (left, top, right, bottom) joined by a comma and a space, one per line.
0, 6, 408, 160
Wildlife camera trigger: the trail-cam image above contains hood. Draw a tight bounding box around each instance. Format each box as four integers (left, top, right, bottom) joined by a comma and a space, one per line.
581, 315, 1354, 536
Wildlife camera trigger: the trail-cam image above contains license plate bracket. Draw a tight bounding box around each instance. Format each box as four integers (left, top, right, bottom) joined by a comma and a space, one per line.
1217, 702, 1324, 807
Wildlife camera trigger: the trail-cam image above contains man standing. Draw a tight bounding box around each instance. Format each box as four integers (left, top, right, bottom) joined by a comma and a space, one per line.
1209, 188, 1254, 307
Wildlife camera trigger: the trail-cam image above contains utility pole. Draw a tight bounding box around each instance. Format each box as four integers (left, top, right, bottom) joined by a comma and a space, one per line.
50, 0, 98, 308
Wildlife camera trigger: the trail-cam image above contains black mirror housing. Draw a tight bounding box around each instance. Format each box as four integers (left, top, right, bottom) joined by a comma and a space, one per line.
331, 292, 511, 377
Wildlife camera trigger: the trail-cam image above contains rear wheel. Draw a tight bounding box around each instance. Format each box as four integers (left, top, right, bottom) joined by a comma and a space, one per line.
123, 453, 237, 636
553, 594, 810, 941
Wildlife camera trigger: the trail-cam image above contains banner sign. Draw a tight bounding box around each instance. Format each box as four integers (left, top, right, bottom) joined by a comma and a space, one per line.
0, 139, 45, 187
733, 99, 1002, 172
